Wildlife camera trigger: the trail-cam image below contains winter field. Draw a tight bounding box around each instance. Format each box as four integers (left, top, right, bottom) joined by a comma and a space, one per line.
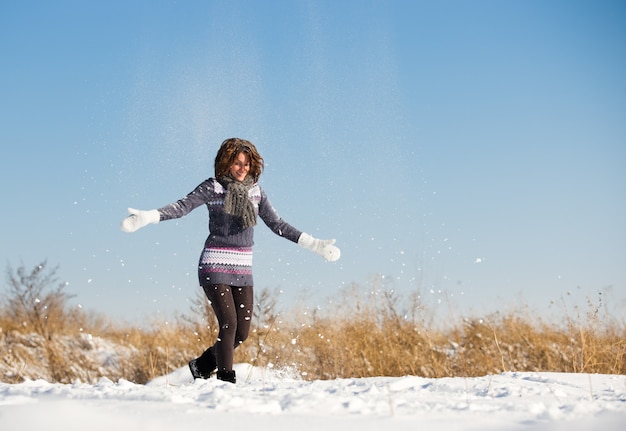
1, 262, 625, 430
1, 365, 625, 431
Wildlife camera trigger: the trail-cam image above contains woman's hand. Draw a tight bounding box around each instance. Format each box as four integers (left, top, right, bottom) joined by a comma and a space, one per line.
120, 208, 160, 233
298, 233, 341, 262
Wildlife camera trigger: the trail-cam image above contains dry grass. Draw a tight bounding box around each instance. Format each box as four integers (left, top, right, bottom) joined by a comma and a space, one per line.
1, 278, 624, 384
236, 284, 625, 379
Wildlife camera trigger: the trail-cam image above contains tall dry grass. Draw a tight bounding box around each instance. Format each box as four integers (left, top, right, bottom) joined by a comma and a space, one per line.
237, 283, 625, 379
1, 263, 624, 384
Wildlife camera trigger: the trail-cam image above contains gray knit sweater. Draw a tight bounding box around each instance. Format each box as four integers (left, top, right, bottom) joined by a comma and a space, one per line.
157, 178, 302, 286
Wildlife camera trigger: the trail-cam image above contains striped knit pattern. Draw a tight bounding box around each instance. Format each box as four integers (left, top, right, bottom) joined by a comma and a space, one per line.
198, 246, 253, 286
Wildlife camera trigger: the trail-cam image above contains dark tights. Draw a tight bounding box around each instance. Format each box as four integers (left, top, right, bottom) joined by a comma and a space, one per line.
202, 284, 253, 371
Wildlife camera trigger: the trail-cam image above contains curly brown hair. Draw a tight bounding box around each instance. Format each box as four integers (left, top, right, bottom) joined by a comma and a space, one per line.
214, 138, 264, 183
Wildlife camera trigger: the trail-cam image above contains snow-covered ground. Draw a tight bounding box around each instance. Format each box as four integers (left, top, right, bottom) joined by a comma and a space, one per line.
1, 364, 624, 431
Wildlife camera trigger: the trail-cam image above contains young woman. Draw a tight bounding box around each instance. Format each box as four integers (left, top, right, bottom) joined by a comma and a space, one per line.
120, 138, 340, 383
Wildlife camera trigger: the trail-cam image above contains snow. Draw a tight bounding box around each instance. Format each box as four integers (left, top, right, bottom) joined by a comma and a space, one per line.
1, 364, 624, 431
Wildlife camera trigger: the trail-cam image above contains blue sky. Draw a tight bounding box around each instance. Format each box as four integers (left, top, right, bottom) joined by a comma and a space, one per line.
1, 0, 625, 324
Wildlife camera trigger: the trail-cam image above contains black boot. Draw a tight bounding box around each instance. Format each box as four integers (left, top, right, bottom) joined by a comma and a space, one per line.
216, 370, 236, 384
188, 347, 217, 379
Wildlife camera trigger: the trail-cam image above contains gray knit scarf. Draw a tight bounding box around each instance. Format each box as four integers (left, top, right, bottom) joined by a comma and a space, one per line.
219, 175, 257, 229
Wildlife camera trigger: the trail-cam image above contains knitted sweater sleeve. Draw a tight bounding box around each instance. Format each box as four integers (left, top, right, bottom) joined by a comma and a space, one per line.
157, 179, 214, 221
258, 188, 302, 243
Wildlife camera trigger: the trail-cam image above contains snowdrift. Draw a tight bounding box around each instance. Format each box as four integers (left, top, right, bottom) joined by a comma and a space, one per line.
0, 364, 624, 431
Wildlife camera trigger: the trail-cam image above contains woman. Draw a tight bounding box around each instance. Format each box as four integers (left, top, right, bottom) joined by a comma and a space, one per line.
120, 138, 340, 383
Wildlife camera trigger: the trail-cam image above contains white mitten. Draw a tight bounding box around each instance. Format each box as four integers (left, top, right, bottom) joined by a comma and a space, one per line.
298, 232, 341, 262
120, 208, 160, 233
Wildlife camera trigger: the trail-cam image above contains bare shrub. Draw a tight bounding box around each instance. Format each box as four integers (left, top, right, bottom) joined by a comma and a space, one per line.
3, 261, 74, 340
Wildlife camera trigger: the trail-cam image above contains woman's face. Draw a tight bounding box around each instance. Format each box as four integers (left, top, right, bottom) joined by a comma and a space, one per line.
229, 151, 251, 182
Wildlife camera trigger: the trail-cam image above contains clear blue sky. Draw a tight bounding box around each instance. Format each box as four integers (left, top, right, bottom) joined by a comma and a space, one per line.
1, 0, 625, 324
